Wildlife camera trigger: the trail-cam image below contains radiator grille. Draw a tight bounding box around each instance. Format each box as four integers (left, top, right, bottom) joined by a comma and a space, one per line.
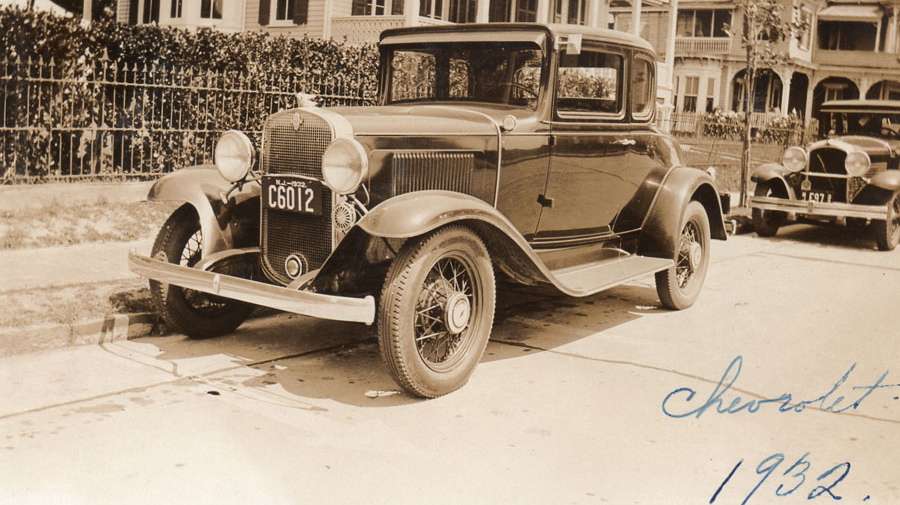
807, 148, 848, 203
392, 152, 475, 195
260, 110, 334, 285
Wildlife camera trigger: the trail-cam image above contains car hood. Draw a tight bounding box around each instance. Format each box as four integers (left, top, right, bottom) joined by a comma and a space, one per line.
328, 103, 528, 137
808, 136, 900, 160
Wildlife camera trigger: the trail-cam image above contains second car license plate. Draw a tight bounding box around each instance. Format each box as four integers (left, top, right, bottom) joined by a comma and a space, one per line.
263, 176, 323, 216
800, 190, 833, 203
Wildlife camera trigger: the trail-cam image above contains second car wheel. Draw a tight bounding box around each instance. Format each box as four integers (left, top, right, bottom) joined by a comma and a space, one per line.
378, 225, 496, 398
874, 193, 900, 251
655, 201, 711, 310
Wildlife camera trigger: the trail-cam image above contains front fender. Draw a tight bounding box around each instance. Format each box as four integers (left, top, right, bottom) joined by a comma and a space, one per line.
639, 166, 727, 260
751, 163, 795, 199
315, 191, 553, 293
148, 165, 260, 256
870, 170, 900, 192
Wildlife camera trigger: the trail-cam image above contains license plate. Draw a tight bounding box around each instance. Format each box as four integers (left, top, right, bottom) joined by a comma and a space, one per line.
263, 176, 323, 215
800, 190, 833, 203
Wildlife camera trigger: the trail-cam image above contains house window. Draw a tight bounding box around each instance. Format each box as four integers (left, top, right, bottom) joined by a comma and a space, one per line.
170, 0, 183, 18
448, 0, 477, 23
705, 77, 716, 112
142, 0, 159, 23
824, 84, 846, 102
557, 50, 623, 116
272, 0, 296, 22
682, 76, 699, 112
201, 0, 223, 19
552, 0, 586, 25
353, 0, 401, 15
420, 0, 445, 19
677, 9, 731, 38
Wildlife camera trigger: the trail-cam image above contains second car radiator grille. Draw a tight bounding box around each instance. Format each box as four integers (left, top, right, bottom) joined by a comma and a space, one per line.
392, 152, 475, 195
260, 110, 334, 285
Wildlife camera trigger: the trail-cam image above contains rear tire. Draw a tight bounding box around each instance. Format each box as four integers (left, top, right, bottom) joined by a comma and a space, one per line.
656, 201, 711, 310
752, 182, 787, 237
149, 206, 254, 339
874, 193, 900, 251
378, 225, 495, 398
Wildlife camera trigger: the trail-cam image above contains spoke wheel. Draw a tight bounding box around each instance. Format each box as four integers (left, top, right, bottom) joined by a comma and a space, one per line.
874, 194, 900, 251
149, 205, 254, 339
379, 226, 495, 398
752, 182, 787, 237
656, 201, 711, 310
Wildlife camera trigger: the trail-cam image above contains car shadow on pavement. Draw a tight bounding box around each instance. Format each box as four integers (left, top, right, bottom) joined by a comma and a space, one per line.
758, 223, 880, 251
141, 281, 664, 407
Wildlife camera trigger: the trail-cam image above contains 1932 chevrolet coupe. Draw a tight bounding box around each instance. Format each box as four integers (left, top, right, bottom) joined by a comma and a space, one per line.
129, 23, 727, 397
751, 99, 900, 250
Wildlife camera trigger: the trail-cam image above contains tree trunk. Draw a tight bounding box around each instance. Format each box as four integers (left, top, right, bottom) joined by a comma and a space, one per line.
740, 11, 754, 208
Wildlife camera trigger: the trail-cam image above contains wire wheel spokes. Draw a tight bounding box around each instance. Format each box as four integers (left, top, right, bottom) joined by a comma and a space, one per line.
891, 198, 900, 240
179, 229, 228, 314
414, 256, 477, 367
676, 221, 701, 289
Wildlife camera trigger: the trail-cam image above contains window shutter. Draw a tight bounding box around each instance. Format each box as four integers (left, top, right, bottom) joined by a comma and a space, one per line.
128, 0, 138, 24
293, 0, 309, 24
259, 0, 271, 25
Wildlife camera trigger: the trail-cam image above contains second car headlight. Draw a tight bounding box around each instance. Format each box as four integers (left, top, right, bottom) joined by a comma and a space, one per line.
214, 130, 255, 182
322, 138, 368, 195
782, 146, 807, 172
845, 151, 871, 177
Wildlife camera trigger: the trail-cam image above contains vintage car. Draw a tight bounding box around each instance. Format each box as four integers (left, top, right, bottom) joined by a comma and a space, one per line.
751, 99, 900, 250
129, 23, 727, 398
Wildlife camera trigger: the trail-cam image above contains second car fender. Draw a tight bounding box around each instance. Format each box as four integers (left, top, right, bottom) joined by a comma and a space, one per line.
869, 170, 900, 192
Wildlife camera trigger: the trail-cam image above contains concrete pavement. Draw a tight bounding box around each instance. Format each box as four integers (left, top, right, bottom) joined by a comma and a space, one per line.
1, 224, 899, 504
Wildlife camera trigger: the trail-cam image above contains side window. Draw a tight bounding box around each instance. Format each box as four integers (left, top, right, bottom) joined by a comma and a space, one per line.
631, 58, 654, 119
556, 50, 623, 116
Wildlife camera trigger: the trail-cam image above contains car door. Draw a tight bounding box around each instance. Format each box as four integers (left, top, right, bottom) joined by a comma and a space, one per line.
534, 45, 642, 246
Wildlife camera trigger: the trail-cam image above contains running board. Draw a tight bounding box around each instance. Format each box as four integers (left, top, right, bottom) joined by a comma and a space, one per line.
549, 255, 673, 297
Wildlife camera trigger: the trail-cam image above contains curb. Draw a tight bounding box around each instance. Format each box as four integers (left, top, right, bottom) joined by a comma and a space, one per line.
0, 312, 160, 358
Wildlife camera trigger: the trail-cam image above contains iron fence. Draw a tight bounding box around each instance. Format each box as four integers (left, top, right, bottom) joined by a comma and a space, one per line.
0, 56, 377, 183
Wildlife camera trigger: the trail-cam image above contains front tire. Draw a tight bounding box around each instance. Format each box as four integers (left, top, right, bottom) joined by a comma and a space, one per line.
378, 225, 496, 398
752, 182, 787, 237
656, 201, 711, 310
149, 206, 254, 339
874, 193, 900, 251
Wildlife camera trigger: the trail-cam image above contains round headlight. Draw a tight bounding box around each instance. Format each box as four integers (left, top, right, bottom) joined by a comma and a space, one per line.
845, 151, 871, 177
214, 130, 254, 182
322, 138, 368, 195
782, 146, 808, 172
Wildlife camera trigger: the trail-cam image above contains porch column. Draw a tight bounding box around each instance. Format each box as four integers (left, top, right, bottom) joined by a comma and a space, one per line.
476, 0, 490, 22
780, 71, 791, 115
589, 0, 609, 28
83, 0, 93, 22
664, 0, 678, 103
405, 0, 419, 25
804, 80, 815, 125
887, 10, 898, 52
630, 0, 641, 37
536, 0, 551, 23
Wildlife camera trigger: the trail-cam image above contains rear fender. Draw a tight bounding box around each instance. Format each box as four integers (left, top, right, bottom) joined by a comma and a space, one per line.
148, 165, 260, 256
314, 191, 550, 293
639, 166, 727, 260
869, 171, 900, 192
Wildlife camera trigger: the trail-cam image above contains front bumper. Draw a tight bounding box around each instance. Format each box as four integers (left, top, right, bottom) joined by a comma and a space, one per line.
128, 252, 375, 325
750, 196, 890, 220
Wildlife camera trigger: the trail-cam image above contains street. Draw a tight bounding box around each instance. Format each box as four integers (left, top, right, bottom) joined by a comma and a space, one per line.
2, 223, 899, 505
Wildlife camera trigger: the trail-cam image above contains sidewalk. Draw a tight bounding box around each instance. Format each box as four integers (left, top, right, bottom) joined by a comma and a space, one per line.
1, 239, 152, 292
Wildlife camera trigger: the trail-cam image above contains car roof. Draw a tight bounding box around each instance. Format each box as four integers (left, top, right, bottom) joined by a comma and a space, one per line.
820, 99, 900, 114
379, 23, 656, 54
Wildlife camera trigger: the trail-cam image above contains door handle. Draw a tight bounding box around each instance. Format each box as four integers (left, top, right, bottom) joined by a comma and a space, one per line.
614, 138, 637, 146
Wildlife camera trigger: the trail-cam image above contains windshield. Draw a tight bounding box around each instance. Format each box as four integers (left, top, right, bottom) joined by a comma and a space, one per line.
824, 112, 900, 138
385, 43, 544, 109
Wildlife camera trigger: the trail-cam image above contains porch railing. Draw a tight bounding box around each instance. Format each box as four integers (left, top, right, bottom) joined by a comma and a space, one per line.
674, 37, 732, 56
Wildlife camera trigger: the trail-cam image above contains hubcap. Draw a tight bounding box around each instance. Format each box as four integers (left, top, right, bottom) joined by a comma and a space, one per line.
688, 241, 703, 271
677, 221, 702, 289
444, 292, 471, 335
